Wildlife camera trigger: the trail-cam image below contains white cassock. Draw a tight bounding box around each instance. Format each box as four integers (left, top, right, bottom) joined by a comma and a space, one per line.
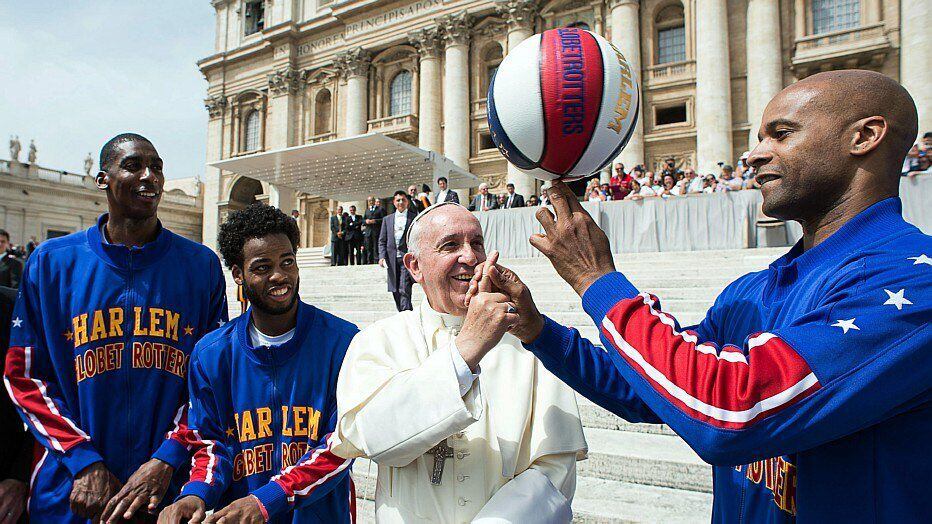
333, 300, 588, 523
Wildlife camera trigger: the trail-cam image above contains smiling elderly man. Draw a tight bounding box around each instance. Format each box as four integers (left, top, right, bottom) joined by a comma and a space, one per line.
332, 202, 586, 523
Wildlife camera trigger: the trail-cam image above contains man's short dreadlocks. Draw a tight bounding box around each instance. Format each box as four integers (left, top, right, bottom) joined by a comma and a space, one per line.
217, 203, 300, 269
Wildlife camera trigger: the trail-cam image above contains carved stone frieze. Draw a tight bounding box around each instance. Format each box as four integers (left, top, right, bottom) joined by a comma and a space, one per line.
439, 11, 472, 47
494, 0, 538, 31
268, 66, 308, 95
335, 47, 372, 79
409, 27, 443, 58
204, 94, 228, 118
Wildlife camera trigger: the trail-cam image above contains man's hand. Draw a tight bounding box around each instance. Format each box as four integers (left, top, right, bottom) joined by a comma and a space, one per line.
530, 181, 615, 296
204, 495, 264, 524
465, 252, 544, 344
70, 462, 122, 521
0, 479, 28, 524
157, 496, 206, 524
378, 258, 386, 268
456, 252, 520, 370
102, 458, 174, 523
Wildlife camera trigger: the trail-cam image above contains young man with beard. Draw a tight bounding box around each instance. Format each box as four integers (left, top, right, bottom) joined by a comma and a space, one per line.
158, 204, 357, 524
472, 70, 932, 522
3, 133, 229, 523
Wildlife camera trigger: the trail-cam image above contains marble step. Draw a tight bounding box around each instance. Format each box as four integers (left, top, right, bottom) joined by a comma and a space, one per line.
576, 395, 676, 436
579, 428, 711, 493
350, 461, 712, 523
349, 426, 711, 499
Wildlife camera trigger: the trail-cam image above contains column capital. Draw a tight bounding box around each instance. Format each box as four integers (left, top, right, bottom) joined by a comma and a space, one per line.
335, 47, 371, 79
439, 11, 472, 47
494, 0, 538, 32
267, 66, 307, 96
608, 0, 639, 8
409, 27, 443, 59
204, 94, 228, 119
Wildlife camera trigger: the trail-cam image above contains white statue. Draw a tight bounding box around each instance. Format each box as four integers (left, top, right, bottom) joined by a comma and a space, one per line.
84, 153, 94, 175
27, 139, 37, 164
9, 135, 21, 162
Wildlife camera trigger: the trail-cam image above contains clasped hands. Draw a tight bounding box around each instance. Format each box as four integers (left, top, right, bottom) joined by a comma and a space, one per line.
461, 181, 617, 353
69, 458, 173, 523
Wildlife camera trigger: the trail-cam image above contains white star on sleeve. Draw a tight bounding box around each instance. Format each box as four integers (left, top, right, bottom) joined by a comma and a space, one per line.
12, 317, 23, 328
831, 318, 859, 334
883, 289, 913, 310
907, 254, 932, 266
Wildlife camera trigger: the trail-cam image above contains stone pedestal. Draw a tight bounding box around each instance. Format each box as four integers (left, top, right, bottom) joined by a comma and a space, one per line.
497, 1, 539, 198
901, 0, 930, 136
441, 13, 472, 203
411, 28, 443, 154
609, 0, 645, 169
745, 0, 783, 149
695, 0, 733, 174
337, 48, 372, 137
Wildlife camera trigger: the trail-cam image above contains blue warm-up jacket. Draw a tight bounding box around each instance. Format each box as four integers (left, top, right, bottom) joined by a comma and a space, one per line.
3, 214, 228, 522
525, 198, 931, 523
179, 301, 358, 523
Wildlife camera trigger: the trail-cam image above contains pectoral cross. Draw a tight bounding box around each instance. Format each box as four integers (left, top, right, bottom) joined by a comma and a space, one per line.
427, 439, 454, 485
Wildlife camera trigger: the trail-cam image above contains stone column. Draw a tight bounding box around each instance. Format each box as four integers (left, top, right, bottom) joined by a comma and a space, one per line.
496, 0, 539, 199
410, 28, 444, 154
337, 48, 371, 137
440, 12, 472, 202
746, 0, 783, 149
609, 0, 645, 169
266, 66, 304, 214
202, 95, 227, 249
695, 0, 733, 174
901, 0, 930, 136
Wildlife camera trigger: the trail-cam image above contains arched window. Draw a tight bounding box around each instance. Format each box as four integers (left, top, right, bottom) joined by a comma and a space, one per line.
389, 71, 412, 116
811, 0, 860, 34
655, 4, 686, 64
481, 44, 504, 97
567, 21, 590, 30
314, 89, 332, 135
244, 110, 261, 151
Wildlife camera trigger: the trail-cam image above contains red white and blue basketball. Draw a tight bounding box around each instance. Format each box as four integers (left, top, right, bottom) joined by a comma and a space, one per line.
488, 28, 640, 181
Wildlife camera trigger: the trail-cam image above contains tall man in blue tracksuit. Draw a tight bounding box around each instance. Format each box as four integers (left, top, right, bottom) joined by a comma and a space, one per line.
158, 204, 357, 524
469, 70, 931, 522
3, 133, 229, 522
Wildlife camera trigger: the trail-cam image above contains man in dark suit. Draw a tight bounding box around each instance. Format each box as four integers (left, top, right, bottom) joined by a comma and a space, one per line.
362, 196, 385, 264
0, 229, 23, 289
503, 183, 525, 208
407, 184, 425, 214
378, 191, 418, 311
435, 176, 459, 204
468, 183, 499, 211
330, 206, 345, 266
343, 205, 363, 265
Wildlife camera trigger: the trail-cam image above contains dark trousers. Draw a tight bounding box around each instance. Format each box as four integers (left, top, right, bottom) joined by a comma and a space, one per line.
348, 240, 363, 265
392, 259, 413, 311
331, 239, 347, 266
364, 234, 378, 264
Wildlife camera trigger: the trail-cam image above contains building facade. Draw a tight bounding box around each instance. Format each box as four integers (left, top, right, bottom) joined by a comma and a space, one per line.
199, 0, 929, 248
0, 159, 204, 244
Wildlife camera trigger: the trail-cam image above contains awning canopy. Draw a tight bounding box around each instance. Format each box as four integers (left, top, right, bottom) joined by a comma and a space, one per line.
209, 133, 477, 202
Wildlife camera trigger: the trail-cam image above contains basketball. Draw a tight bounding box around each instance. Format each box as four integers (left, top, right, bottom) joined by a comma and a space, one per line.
487, 27, 640, 182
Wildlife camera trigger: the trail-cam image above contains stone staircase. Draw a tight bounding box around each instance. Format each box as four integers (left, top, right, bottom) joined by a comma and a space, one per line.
224, 247, 786, 522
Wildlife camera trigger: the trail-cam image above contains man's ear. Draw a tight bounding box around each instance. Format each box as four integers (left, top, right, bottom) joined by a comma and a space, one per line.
850, 116, 887, 157
403, 253, 422, 283
96, 170, 109, 190
231, 265, 244, 286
